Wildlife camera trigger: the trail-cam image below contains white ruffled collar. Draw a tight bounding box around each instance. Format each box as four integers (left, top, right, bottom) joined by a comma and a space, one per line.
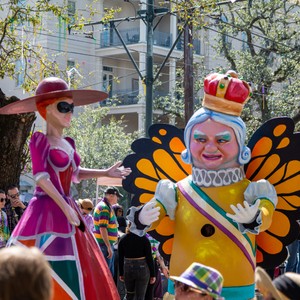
192, 166, 245, 187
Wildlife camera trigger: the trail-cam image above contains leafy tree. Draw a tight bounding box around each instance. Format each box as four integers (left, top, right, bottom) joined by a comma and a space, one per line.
210, 0, 300, 135
0, 1, 116, 190
152, 60, 206, 128
0, 1, 70, 190
65, 105, 139, 201
153, 1, 300, 137
0, 1, 68, 90
0, 91, 35, 191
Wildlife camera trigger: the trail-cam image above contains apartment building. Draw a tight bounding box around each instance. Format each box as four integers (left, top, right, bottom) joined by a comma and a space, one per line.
4, 0, 238, 135
94, 0, 207, 132
1, 0, 219, 133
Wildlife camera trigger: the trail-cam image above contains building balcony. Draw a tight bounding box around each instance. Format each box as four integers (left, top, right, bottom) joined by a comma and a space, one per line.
100, 89, 139, 106
98, 27, 201, 55
100, 89, 170, 107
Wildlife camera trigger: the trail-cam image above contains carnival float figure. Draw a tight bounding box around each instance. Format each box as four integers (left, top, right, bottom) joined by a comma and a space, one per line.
123, 71, 300, 300
0, 77, 131, 300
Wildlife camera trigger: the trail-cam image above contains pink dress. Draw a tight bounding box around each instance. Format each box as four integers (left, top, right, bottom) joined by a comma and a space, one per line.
8, 132, 119, 300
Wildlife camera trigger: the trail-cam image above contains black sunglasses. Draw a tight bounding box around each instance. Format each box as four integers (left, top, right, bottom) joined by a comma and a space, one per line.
81, 205, 93, 211
8, 193, 19, 199
57, 102, 74, 114
0, 198, 6, 202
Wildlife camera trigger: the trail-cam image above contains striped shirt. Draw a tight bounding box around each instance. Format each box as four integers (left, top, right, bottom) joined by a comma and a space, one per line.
146, 233, 160, 259
93, 199, 118, 246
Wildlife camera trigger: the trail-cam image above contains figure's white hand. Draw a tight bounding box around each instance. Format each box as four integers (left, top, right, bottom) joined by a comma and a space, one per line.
106, 161, 132, 179
139, 201, 160, 226
226, 200, 261, 224
65, 206, 80, 226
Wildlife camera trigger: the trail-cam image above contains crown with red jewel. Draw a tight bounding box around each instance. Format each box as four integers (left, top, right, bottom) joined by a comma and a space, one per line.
202, 70, 252, 117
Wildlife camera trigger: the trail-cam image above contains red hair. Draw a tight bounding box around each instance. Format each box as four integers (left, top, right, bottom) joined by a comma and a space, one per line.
36, 98, 58, 120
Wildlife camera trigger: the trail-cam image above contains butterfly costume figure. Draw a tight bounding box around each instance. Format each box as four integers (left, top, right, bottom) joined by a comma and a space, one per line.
123, 71, 300, 300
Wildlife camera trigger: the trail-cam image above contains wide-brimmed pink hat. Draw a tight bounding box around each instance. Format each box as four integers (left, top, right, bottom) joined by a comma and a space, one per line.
0, 77, 108, 115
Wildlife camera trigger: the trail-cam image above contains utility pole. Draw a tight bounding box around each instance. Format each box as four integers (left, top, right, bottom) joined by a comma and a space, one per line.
145, 0, 155, 134
184, 21, 194, 125
71, 2, 183, 135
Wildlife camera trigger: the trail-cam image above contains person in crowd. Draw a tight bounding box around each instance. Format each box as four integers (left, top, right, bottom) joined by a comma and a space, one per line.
127, 71, 277, 299
0, 189, 9, 248
4, 184, 27, 233
170, 262, 224, 300
118, 222, 156, 300
145, 232, 169, 300
255, 266, 300, 300
112, 203, 127, 286
113, 204, 127, 234
0, 246, 53, 300
285, 222, 300, 274
94, 186, 124, 276
78, 198, 94, 232
0, 76, 131, 299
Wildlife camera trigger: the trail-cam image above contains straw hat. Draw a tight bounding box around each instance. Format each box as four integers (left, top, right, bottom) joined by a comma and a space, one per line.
170, 262, 224, 299
255, 266, 300, 300
78, 198, 94, 210
0, 77, 108, 115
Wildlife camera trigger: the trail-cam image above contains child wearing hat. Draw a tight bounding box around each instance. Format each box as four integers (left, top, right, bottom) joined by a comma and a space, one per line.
78, 198, 95, 233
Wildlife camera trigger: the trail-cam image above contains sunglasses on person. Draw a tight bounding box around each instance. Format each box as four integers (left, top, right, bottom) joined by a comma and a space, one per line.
57, 101, 74, 114
0, 198, 6, 202
8, 193, 19, 199
81, 206, 93, 211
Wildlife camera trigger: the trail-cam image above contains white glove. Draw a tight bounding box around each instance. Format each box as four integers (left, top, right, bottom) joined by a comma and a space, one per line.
138, 201, 160, 226
226, 200, 261, 224
244, 179, 277, 206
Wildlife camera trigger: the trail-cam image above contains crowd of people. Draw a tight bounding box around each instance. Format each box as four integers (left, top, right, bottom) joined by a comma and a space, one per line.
1, 181, 299, 300
0, 179, 172, 299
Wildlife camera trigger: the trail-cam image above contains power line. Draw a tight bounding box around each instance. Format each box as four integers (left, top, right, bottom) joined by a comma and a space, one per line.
15, 4, 299, 64
11, 2, 300, 93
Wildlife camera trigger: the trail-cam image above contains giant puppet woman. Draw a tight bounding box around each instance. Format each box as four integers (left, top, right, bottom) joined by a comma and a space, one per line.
126, 71, 277, 300
0, 77, 131, 300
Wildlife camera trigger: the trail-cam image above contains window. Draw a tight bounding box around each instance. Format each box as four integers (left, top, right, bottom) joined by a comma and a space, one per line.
103, 66, 113, 98
132, 79, 139, 95
68, 1, 76, 24
103, 66, 113, 72
68, 1, 76, 17
220, 15, 232, 52
15, 60, 25, 87
67, 60, 75, 86
242, 32, 249, 51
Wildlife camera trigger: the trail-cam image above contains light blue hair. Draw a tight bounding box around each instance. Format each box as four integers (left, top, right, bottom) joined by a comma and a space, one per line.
181, 107, 251, 166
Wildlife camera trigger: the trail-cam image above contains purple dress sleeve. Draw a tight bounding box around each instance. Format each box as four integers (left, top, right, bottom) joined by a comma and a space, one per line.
30, 132, 50, 182
65, 136, 81, 183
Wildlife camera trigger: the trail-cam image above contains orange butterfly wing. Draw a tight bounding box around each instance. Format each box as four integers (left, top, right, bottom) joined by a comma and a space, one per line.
245, 117, 300, 268
123, 124, 191, 260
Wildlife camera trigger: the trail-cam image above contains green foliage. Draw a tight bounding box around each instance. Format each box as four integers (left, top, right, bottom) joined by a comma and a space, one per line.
211, 0, 300, 133
0, 1, 102, 92
173, 0, 218, 29
65, 105, 138, 199
153, 61, 206, 125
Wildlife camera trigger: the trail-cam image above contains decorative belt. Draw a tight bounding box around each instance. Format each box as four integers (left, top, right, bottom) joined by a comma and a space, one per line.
125, 257, 146, 260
